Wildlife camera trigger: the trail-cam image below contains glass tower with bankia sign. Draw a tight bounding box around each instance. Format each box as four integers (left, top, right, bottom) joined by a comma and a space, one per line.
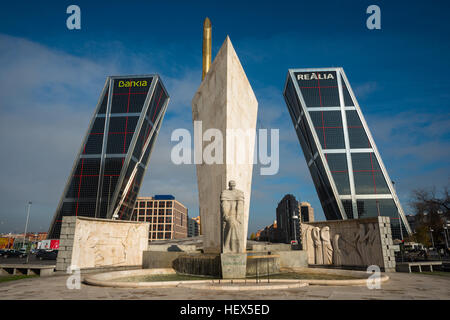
48, 75, 169, 238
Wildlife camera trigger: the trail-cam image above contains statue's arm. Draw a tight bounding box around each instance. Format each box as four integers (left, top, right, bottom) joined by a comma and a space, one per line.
221, 200, 232, 223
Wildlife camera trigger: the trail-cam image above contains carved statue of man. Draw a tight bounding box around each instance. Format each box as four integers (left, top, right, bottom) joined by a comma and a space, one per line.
320, 226, 333, 265
311, 227, 323, 265
366, 223, 379, 265
332, 234, 342, 266
356, 224, 370, 266
303, 225, 315, 265
340, 231, 359, 266
220, 180, 245, 253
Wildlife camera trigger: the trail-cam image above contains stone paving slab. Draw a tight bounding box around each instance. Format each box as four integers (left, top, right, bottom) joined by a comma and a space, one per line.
0, 272, 449, 300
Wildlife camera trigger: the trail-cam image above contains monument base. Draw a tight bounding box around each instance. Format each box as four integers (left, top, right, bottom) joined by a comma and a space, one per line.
142, 238, 307, 279
173, 253, 221, 277
246, 254, 280, 276
220, 253, 247, 279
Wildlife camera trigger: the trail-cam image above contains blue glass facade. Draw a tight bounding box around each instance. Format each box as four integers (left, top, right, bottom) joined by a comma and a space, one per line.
283, 68, 411, 239
48, 75, 169, 238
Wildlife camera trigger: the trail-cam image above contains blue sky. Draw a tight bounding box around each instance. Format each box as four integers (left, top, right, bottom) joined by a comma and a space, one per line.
0, 1, 449, 234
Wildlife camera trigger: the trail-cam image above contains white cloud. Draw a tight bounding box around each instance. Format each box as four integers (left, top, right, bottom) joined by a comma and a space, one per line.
353, 81, 378, 98
367, 111, 450, 162
0, 34, 199, 233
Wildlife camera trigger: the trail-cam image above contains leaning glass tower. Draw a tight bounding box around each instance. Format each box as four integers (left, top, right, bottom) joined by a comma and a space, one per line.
283, 68, 411, 239
48, 75, 169, 238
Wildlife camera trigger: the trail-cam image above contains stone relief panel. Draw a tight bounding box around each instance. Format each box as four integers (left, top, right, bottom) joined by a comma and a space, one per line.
71, 218, 149, 269
300, 217, 389, 269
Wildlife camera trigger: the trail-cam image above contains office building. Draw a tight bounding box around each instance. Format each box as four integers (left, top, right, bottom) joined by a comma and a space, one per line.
133, 195, 188, 241
256, 221, 279, 242
192, 215, 201, 235
48, 75, 169, 238
300, 202, 314, 223
188, 217, 200, 237
283, 68, 411, 239
276, 194, 302, 244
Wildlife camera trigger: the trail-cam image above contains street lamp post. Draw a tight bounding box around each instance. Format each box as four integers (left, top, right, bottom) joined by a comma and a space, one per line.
292, 215, 298, 242
23, 201, 32, 264
429, 228, 435, 249
444, 220, 450, 248
443, 226, 449, 251
397, 209, 405, 263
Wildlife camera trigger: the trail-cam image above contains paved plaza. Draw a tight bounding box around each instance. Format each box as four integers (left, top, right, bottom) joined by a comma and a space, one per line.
1, 271, 449, 300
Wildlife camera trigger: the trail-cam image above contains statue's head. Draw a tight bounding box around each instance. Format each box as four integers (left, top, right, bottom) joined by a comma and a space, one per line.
228, 180, 236, 190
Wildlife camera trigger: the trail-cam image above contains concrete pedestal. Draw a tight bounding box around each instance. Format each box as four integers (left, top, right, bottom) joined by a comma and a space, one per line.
221, 253, 247, 279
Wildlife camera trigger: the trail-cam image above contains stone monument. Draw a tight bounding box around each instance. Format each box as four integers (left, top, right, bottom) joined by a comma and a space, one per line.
300, 217, 397, 272
221, 180, 245, 253
192, 19, 258, 254
142, 18, 302, 280
220, 180, 247, 278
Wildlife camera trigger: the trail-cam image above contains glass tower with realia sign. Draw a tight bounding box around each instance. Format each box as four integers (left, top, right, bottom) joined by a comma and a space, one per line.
48, 75, 169, 239
283, 68, 411, 239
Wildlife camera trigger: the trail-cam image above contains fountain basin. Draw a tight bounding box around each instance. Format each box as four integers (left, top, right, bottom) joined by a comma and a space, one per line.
83, 267, 389, 289
171, 252, 280, 277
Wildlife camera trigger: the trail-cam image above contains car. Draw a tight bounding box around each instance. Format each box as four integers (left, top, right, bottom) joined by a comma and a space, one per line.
36, 249, 58, 260
2, 249, 27, 258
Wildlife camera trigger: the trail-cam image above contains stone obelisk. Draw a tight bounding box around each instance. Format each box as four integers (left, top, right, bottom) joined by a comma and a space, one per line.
192, 19, 258, 253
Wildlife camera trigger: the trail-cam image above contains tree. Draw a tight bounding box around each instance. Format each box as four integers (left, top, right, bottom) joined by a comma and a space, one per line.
249, 232, 256, 240
409, 185, 450, 247
405, 225, 431, 247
